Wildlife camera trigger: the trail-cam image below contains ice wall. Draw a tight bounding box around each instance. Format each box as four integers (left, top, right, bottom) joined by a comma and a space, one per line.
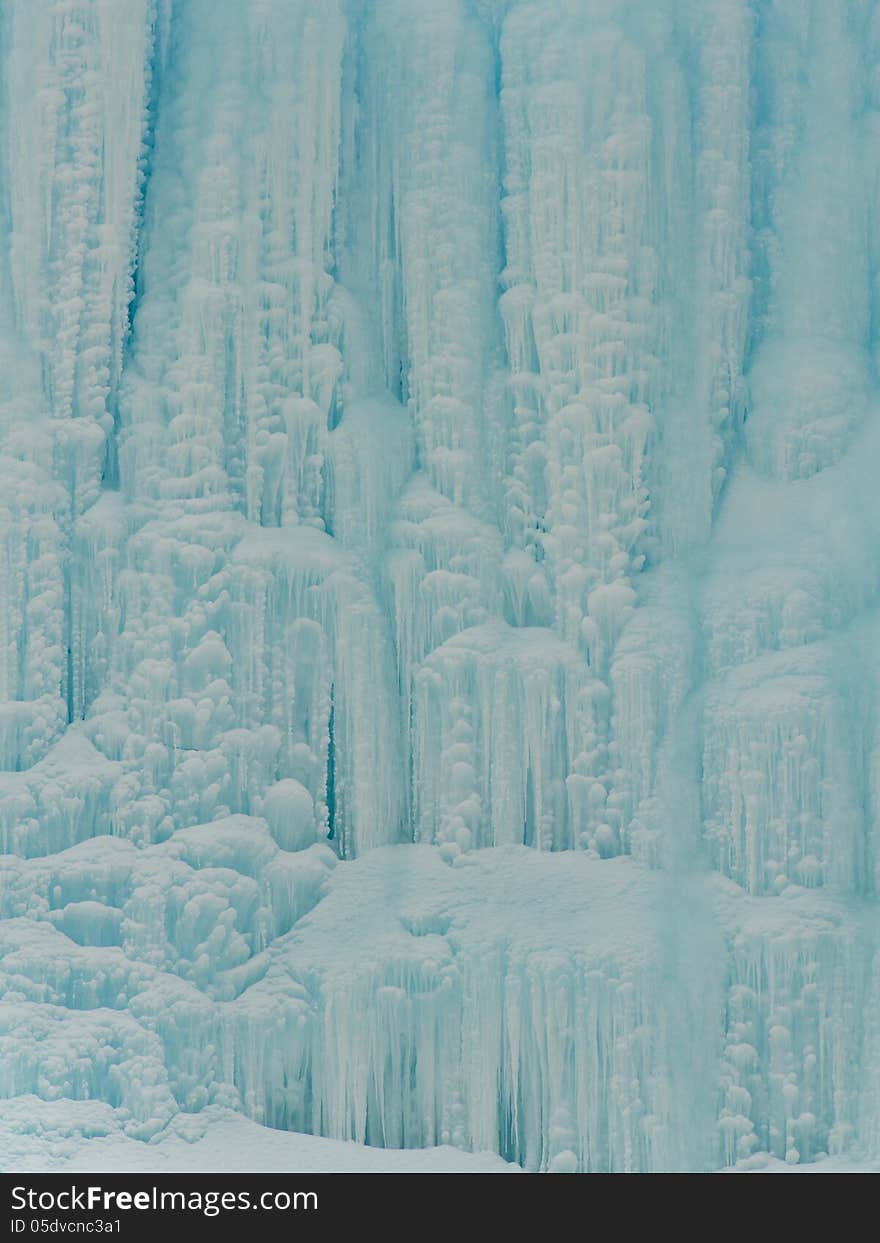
2, 0, 880, 1173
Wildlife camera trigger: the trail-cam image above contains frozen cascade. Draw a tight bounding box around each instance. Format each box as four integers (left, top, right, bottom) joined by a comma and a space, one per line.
2, 0, 880, 1174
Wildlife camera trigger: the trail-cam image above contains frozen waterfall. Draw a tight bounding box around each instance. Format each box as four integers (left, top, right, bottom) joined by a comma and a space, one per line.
2, 0, 880, 1174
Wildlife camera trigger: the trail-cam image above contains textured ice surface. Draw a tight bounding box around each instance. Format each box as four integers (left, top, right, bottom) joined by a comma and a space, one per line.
2, 0, 880, 1173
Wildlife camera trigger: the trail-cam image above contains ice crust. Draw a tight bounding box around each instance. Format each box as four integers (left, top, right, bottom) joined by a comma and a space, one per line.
1, 0, 880, 1173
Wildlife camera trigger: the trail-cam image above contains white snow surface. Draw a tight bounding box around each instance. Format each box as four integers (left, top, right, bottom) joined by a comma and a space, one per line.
0, 1099, 518, 1173
2, 0, 880, 1174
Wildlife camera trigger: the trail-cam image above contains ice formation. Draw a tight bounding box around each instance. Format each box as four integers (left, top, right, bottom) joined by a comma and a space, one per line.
2, 0, 880, 1174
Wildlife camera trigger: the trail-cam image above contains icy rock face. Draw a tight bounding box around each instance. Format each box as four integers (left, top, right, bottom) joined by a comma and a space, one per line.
413, 623, 603, 853
2, 0, 880, 1173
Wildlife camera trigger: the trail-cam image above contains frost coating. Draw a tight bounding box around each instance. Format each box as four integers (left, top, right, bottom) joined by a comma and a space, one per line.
1, 0, 880, 1173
